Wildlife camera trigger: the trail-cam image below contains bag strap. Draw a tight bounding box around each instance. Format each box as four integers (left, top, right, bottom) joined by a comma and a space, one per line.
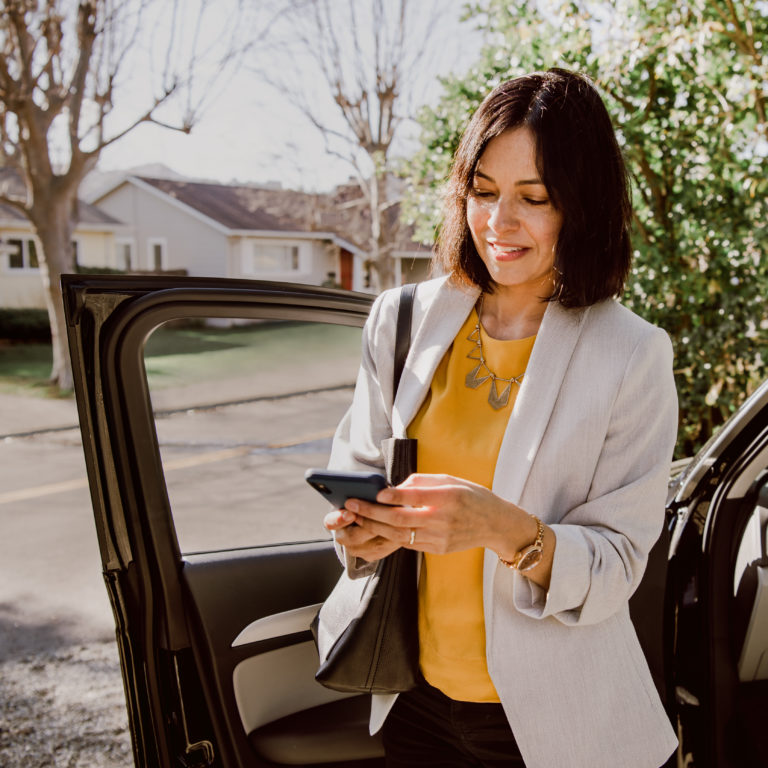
393, 283, 417, 395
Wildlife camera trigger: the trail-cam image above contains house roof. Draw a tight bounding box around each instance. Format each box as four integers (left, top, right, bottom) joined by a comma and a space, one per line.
0, 167, 122, 227
137, 177, 306, 232
95, 173, 430, 256
0, 199, 121, 227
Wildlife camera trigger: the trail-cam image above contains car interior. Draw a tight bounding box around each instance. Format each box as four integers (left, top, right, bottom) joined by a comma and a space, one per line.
730, 476, 768, 765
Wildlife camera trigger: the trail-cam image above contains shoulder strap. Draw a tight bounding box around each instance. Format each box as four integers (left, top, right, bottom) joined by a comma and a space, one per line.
393, 283, 417, 396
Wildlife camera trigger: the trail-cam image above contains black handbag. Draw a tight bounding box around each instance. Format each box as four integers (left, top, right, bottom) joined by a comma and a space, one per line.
311, 283, 419, 694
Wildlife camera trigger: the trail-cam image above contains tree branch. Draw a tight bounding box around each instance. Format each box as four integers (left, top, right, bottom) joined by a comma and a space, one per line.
67, 2, 99, 160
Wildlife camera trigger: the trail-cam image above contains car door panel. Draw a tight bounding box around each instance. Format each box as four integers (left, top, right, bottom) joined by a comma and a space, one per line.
181, 544, 383, 765
62, 275, 383, 767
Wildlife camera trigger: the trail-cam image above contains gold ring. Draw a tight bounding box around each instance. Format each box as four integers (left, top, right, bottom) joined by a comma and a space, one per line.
409, 529, 416, 546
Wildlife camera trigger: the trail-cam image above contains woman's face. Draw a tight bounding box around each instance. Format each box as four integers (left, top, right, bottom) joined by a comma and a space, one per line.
466, 127, 562, 293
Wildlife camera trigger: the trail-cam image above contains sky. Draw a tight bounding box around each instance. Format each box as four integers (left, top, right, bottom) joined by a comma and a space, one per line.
91, 0, 484, 193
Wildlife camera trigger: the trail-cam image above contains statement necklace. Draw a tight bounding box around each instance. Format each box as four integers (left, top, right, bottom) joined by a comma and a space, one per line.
465, 299, 524, 410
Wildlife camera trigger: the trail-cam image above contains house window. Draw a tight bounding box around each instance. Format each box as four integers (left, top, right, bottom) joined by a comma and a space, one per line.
5, 238, 40, 270
148, 239, 167, 271
246, 243, 300, 274
116, 238, 134, 270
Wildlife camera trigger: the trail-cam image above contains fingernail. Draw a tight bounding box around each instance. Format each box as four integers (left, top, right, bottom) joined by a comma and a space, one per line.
377, 490, 392, 504
339, 509, 354, 523
345, 500, 359, 513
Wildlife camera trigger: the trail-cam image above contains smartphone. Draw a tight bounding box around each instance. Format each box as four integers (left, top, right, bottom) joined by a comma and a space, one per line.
304, 468, 389, 509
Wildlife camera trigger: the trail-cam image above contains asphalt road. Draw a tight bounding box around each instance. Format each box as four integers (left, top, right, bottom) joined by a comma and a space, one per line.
0, 387, 354, 662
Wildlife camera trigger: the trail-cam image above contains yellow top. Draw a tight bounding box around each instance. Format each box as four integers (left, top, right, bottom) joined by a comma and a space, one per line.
407, 307, 535, 702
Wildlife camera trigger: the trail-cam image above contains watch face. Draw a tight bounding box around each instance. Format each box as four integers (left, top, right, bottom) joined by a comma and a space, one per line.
517, 546, 543, 572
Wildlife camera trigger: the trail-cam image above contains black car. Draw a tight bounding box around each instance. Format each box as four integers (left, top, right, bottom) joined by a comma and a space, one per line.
62, 274, 768, 768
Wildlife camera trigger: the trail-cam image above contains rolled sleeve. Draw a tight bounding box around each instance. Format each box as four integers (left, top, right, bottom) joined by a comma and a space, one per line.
512, 327, 678, 625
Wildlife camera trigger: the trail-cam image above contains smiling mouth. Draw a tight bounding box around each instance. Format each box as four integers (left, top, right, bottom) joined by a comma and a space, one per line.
488, 243, 528, 259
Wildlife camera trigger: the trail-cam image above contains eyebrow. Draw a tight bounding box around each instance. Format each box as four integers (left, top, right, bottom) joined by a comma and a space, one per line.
473, 170, 545, 186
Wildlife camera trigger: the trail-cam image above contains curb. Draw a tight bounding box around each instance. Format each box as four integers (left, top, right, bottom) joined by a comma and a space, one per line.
1, 382, 355, 441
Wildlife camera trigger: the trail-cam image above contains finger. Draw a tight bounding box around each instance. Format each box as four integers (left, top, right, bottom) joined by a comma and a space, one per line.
351, 538, 402, 561
375, 484, 449, 510
355, 514, 422, 548
348, 497, 426, 528
323, 507, 357, 531
335, 526, 402, 561
334, 524, 376, 549
398, 473, 455, 488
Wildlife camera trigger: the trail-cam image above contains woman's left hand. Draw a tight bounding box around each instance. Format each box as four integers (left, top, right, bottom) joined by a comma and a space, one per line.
345, 473, 526, 556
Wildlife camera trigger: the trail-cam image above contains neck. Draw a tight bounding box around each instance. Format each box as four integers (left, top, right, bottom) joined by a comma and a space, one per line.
479, 283, 549, 340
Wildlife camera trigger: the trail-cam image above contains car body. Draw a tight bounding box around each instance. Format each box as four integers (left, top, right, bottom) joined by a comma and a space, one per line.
62, 274, 768, 768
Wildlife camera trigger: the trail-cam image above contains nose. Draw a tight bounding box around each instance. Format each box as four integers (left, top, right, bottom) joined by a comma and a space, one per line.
487, 197, 520, 233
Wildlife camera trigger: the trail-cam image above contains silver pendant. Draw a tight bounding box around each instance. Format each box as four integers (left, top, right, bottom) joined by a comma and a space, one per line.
466, 362, 491, 388
466, 326, 483, 360
488, 379, 512, 409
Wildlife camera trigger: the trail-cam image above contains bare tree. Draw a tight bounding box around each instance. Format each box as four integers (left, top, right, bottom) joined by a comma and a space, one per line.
0, 0, 251, 390
255, 0, 446, 291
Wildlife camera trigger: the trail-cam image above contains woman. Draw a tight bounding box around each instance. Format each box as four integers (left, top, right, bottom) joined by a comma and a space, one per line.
323, 68, 678, 768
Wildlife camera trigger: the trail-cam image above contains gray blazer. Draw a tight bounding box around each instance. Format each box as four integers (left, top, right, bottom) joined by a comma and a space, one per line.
323, 276, 679, 768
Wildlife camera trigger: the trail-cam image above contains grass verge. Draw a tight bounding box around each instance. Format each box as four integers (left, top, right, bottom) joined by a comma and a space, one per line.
0, 321, 362, 398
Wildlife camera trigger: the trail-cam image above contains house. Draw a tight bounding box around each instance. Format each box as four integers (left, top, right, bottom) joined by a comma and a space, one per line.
322, 179, 435, 286
92, 176, 368, 290
0, 172, 125, 309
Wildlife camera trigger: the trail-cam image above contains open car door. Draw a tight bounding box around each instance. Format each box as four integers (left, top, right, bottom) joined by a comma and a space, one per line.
62, 274, 383, 768
666, 378, 768, 768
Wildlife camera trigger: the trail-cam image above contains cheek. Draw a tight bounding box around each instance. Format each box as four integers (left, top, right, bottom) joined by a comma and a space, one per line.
536, 212, 563, 249
466, 199, 489, 240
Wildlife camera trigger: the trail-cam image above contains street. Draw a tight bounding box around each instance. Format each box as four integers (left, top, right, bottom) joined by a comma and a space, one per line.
0, 386, 354, 766
0, 387, 354, 658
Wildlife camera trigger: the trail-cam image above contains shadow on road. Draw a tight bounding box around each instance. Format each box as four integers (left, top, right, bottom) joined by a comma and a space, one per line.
0, 602, 110, 663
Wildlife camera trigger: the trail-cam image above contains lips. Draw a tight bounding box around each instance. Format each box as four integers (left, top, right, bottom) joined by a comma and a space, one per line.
487, 242, 529, 260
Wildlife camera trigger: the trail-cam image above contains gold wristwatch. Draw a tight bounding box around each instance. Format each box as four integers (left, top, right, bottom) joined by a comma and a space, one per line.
499, 515, 545, 572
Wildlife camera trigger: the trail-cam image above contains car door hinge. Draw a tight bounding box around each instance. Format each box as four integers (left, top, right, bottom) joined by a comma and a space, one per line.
174, 656, 215, 766
183, 740, 215, 767
675, 686, 701, 707
668, 506, 689, 558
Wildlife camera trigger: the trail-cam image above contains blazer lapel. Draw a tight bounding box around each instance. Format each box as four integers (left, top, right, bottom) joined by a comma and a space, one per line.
392, 279, 480, 436
492, 300, 590, 504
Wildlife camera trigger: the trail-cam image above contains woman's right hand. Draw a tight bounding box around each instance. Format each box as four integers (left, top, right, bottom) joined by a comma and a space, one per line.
323, 505, 401, 562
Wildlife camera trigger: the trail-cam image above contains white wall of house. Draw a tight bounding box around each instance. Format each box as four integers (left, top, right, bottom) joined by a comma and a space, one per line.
96, 183, 229, 276
397, 252, 434, 285
229, 236, 339, 285
73, 230, 119, 269
0, 225, 117, 309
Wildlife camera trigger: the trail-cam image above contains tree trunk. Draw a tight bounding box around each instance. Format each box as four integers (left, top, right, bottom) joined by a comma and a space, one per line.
30, 197, 77, 391
369, 172, 397, 291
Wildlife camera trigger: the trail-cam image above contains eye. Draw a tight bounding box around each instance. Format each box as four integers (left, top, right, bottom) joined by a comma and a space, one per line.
524, 197, 549, 206
470, 188, 495, 199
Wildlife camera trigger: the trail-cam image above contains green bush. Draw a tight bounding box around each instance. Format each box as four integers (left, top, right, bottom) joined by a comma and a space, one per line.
402, 0, 768, 458
74, 265, 127, 275
0, 309, 51, 342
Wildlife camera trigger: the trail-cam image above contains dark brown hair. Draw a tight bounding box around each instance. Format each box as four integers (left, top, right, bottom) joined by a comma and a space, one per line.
437, 68, 631, 308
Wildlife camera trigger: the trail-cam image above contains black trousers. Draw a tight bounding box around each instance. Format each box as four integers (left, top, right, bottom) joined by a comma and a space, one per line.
382, 676, 526, 767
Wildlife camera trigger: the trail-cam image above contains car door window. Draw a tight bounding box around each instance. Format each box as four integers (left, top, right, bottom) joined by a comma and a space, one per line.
143, 318, 362, 553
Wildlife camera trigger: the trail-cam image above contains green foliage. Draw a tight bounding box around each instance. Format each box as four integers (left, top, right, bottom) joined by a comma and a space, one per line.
402, 0, 768, 457
74, 265, 127, 276
0, 309, 51, 341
